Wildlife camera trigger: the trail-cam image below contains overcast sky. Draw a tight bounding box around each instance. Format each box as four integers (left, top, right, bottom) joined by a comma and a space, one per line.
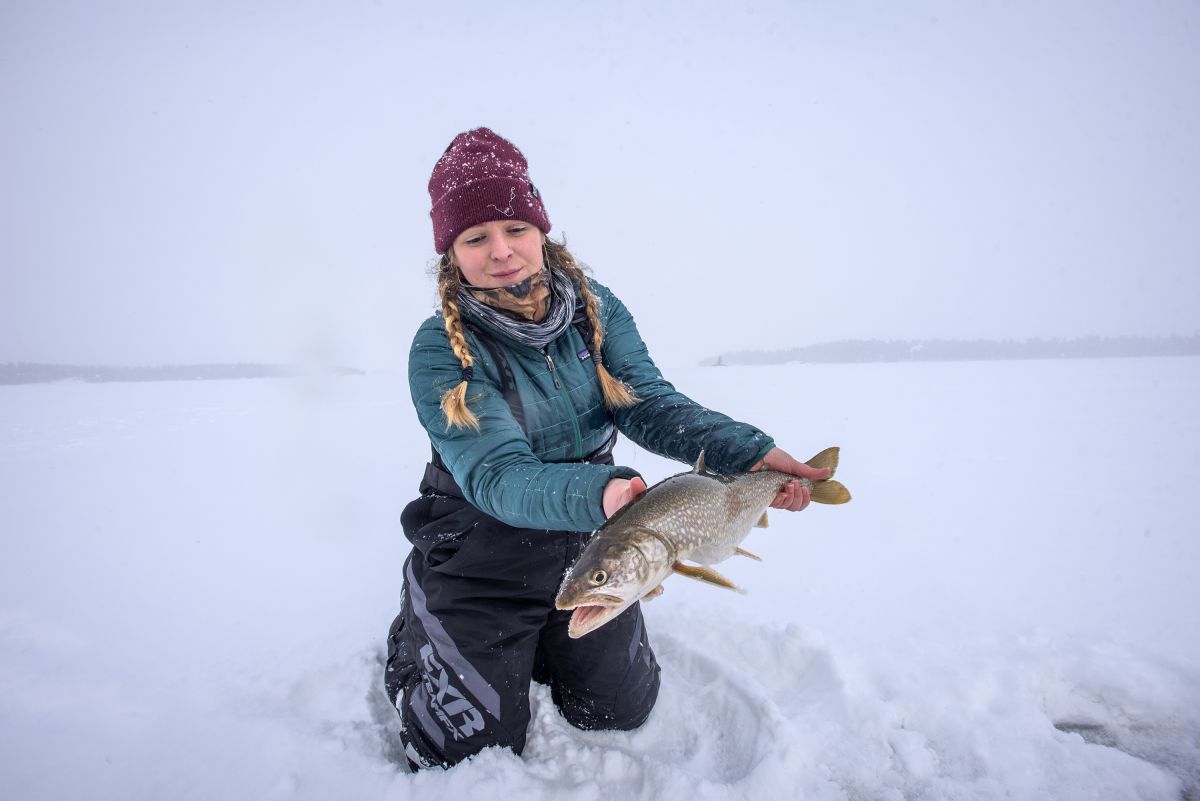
2, 0, 1197, 370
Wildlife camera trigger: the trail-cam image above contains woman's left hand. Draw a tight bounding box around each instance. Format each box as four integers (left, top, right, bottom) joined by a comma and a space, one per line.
751, 447, 831, 512
602, 476, 648, 518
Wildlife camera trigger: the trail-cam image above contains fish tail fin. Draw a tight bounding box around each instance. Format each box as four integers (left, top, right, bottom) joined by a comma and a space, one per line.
804, 447, 850, 504
805, 446, 840, 478
811, 479, 851, 504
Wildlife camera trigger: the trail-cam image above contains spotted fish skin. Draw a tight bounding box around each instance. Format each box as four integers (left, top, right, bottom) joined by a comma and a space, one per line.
555, 448, 850, 638
613, 468, 791, 564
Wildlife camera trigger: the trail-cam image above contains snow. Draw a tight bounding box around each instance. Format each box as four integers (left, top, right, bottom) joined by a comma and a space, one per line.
2, 357, 1198, 799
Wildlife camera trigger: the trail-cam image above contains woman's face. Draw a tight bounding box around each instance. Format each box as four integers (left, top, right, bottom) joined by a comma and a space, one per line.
451, 220, 544, 289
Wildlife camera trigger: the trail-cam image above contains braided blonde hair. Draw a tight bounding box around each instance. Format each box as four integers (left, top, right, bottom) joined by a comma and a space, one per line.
434, 253, 480, 431
542, 239, 639, 409
435, 238, 638, 431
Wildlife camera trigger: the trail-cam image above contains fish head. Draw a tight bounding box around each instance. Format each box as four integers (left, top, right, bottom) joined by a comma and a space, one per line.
555, 528, 670, 639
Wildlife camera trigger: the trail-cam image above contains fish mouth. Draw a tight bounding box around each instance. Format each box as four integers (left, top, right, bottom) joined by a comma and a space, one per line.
557, 594, 631, 640
555, 593, 624, 611
566, 604, 628, 639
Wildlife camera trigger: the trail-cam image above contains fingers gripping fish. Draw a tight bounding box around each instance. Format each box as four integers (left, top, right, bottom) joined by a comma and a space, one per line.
555, 447, 852, 638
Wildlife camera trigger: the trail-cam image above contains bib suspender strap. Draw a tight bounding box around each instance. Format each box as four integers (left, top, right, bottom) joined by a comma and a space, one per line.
424, 321, 618, 501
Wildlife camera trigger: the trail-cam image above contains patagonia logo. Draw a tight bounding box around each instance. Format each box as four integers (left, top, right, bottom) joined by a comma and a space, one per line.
578, 348, 591, 362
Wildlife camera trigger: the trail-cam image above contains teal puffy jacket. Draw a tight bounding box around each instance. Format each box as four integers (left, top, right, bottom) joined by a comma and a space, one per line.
408, 278, 775, 532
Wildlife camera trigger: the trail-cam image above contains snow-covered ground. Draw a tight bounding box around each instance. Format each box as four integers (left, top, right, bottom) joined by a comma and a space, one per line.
2, 357, 1198, 800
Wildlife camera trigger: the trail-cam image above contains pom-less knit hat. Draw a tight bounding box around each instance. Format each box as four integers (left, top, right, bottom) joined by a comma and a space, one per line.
428, 127, 552, 254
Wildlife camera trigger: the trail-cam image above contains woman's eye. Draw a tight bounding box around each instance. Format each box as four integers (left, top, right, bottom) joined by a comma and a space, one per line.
465, 236, 485, 245
508, 226, 528, 235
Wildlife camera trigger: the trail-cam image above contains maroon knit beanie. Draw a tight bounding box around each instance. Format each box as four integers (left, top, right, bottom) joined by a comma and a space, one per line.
428, 127, 552, 254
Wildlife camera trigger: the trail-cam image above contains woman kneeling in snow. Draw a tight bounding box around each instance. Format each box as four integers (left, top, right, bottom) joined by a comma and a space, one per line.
384, 127, 825, 770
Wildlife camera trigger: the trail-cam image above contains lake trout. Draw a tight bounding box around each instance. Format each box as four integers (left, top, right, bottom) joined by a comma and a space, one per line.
555, 447, 851, 638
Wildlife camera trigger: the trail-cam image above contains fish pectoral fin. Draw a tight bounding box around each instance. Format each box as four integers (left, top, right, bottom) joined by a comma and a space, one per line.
810, 479, 852, 504
735, 546, 763, 561
755, 510, 769, 528
672, 562, 746, 593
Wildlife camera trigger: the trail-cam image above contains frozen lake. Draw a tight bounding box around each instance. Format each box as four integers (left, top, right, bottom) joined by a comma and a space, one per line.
2, 356, 1198, 800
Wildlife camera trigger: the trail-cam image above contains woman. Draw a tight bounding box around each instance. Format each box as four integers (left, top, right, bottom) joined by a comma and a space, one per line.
384, 127, 827, 770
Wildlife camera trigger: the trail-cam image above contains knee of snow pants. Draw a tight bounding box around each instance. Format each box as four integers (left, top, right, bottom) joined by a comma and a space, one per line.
384, 493, 662, 769
542, 602, 661, 732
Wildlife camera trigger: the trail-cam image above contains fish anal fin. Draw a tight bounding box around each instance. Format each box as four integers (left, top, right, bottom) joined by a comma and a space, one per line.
755, 510, 769, 528
805, 447, 840, 478
735, 547, 763, 562
811, 479, 852, 505
672, 562, 746, 594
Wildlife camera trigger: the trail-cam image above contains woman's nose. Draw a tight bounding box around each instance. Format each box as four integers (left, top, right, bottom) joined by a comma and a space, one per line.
489, 236, 513, 260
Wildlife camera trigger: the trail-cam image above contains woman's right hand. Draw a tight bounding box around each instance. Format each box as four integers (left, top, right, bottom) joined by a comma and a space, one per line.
602, 476, 647, 518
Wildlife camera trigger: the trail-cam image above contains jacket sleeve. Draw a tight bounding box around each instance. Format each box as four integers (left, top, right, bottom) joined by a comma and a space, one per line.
593, 282, 776, 474
409, 317, 640, 532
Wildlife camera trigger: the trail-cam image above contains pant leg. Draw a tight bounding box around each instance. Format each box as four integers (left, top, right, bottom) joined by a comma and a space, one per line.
384, 495, 571, 768
537, 600, 661, 732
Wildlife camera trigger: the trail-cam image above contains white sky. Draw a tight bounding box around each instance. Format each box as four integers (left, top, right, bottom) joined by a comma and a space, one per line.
2, 0, 1197, 369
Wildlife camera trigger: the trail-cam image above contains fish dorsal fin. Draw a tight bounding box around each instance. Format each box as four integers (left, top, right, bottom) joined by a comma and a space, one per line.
692, 450, 707, 474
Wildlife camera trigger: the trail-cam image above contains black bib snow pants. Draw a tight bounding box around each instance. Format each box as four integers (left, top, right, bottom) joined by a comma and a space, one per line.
383, 461, 661, 769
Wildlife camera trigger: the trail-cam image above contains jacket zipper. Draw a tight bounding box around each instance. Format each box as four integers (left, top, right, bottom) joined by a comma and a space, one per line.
542, 349, 561, 389
543, 347, 584, 459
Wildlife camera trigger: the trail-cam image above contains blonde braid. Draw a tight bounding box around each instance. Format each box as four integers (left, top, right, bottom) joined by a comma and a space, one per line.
436, 254, 481, 431
545, 240, 639, 409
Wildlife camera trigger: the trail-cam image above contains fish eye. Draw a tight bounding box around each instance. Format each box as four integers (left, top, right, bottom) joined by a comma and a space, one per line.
590, 569, 608, 586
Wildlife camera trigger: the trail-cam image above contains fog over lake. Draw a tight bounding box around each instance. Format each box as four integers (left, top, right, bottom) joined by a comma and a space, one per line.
2, 0, 1197, 371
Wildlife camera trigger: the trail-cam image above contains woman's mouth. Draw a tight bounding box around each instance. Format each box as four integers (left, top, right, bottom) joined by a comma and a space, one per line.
491, 267, 523, 282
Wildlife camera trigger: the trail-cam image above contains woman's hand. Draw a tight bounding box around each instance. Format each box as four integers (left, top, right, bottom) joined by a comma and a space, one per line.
752, 447, 831, 512
602, 476, 647, 518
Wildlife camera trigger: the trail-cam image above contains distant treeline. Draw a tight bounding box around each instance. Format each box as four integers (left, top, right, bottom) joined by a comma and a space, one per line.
704, 334, 1200, 366
0, 363, 365, 386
